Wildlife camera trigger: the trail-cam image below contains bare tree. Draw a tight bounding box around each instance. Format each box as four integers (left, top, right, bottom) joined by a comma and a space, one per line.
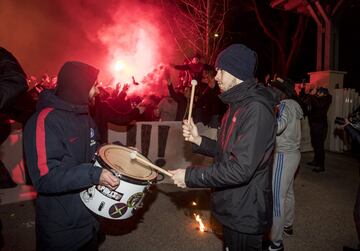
246, 0, 309, 76
161, 0, 229, 64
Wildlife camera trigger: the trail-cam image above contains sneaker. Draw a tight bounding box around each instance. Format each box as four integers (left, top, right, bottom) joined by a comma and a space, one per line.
268, 242, 284, 251
283, 226, 293, 236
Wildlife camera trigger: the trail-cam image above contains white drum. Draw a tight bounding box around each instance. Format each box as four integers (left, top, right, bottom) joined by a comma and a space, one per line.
80, 144, 158, 220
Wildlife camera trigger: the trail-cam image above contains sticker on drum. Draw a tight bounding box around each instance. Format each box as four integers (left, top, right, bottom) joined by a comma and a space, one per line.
109, 203, 128, 218
98, 201, 105, 211
96, 185, 123, 201
82, 187, 95, 202
127, 192, 144, 208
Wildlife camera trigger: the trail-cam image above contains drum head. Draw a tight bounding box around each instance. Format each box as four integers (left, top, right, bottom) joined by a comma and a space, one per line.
98, 144, 157, 181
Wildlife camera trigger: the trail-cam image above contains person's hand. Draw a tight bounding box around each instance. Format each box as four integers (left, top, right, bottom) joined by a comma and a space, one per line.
122, 83, 129, 93
99, 169, 120, 190
169, 169, 187, 188
136, 104, 146, 114
310, 88, 317, 95
182, 118, 202, 145
339, 118, 351, 129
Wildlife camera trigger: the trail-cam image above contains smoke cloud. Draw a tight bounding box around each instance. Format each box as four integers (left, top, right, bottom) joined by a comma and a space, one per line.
0, 0, 176, 88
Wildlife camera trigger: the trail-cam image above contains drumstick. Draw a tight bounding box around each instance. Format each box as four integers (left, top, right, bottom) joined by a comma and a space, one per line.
187, 79, 198, 121
129, 151, 173, 177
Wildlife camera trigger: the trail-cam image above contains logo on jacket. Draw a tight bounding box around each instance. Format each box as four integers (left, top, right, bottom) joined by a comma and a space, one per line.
90, 128, 95, 138
68, 137, 79, 143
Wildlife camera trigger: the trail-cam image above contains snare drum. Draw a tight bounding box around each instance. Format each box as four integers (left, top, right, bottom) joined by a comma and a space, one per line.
80, 144, 157, 220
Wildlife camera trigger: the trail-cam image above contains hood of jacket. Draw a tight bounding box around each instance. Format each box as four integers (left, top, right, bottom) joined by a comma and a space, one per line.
219, 78, 279, 112
37, 89, 89, 114
55, 61, 99, 105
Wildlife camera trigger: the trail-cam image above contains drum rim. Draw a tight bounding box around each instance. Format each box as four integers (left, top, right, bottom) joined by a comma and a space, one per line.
96, 144, 158, 182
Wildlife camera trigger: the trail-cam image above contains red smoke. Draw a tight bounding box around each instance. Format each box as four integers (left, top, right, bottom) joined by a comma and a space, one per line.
0, 0, 176, 97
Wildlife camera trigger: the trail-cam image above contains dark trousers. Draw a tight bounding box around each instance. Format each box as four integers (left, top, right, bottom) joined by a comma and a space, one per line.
223, 226, 263, 251
309, 122, 328, 167
77, 234, 98, 251
354, 184, 360, 243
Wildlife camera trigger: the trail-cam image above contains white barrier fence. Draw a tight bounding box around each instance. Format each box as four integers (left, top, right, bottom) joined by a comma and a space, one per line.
1, 121, 216, 185
2, 89, 359, 186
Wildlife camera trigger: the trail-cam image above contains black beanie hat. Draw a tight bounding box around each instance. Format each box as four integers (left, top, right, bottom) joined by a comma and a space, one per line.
55, 61, 99, 105
215, 44, 257, 81
270, 77, 296, 99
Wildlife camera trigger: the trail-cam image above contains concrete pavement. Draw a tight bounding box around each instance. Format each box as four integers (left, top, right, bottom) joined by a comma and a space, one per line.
0, 151, 358, 251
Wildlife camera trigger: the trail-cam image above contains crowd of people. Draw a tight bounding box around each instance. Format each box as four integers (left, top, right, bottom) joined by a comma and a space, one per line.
0, 44, 359, 251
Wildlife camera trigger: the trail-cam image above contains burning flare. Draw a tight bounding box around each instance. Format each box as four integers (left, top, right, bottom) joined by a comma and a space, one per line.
194, 213, 205, 232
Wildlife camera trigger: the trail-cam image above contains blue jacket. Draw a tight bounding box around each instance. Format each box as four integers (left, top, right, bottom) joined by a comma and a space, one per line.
24, 90, 102, 250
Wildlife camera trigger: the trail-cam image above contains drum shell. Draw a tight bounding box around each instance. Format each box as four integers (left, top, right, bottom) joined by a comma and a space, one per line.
80, 150, 155, 220
80, 171, 151, 220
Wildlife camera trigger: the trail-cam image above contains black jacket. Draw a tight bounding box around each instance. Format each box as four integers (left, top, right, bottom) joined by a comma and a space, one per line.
24, 90, 102, 250
0, 47, 27, 112
307, 94, 332, 124
168, 83, 187, 121
185, 79, 278, 234
195, 83, 226, 127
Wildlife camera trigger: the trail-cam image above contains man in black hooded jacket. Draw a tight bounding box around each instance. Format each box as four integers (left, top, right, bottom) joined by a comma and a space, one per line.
171, 44, 278, 251
24, 61, 119, 251
0, 47, 28, 188
0, 47, 28, 249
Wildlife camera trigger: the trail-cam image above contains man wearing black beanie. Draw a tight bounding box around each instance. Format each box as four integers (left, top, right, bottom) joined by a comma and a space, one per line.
171, 44, 279, 251
23, 61, 120, 251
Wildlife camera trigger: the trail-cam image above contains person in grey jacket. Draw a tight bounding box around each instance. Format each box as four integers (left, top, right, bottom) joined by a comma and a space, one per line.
171, 44, 278, 251
268, 78, 304, 251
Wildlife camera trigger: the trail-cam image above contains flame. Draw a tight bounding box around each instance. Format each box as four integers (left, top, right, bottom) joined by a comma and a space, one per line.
194, 214, 205, 232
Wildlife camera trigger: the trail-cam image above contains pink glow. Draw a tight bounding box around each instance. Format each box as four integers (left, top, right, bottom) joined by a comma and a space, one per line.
104, 27, 158, 84
11, 160, 26, 184
95, 2, 172, 98
0, 0, 176, 97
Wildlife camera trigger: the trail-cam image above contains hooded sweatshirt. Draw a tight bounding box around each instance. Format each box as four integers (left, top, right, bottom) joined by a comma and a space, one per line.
276, 99, 304, 153
23, 61, 102, 251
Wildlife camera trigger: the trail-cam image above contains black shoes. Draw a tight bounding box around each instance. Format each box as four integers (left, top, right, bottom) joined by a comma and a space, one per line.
307, 160, 325, 172
312, 166, 325, 173
307, 160, 319, 166
283, 226, 293, 236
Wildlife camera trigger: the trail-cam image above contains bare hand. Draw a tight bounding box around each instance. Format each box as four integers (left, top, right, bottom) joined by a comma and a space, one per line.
169, 169, 187, 188
182, 118, 202, 145
122, 83, 129, 93
99, 169, 120, 190
137, 104, 146, 114
310, 88, 317, 95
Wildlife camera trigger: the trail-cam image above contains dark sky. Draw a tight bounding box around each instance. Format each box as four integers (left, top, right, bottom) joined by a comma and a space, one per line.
225, 0, 360, 91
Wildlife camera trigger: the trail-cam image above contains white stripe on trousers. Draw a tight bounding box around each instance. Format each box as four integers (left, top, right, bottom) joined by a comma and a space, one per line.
271, 151, 301, 243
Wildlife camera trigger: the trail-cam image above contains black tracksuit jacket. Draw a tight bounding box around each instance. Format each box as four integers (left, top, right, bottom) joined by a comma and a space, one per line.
185, 79, 278, 234
24, 90, 102, 250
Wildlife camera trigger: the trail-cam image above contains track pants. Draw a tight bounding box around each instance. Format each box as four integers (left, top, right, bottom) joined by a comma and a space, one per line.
223, 226, 263, 251
271, 151, 301, 244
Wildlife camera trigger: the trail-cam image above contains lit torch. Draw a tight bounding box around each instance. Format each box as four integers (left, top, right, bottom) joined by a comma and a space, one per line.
194, 213, 205, 232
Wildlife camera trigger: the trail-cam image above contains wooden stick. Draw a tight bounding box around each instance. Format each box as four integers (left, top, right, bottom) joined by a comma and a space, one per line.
187, 79, 198, 121
129, 151, 173, 177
